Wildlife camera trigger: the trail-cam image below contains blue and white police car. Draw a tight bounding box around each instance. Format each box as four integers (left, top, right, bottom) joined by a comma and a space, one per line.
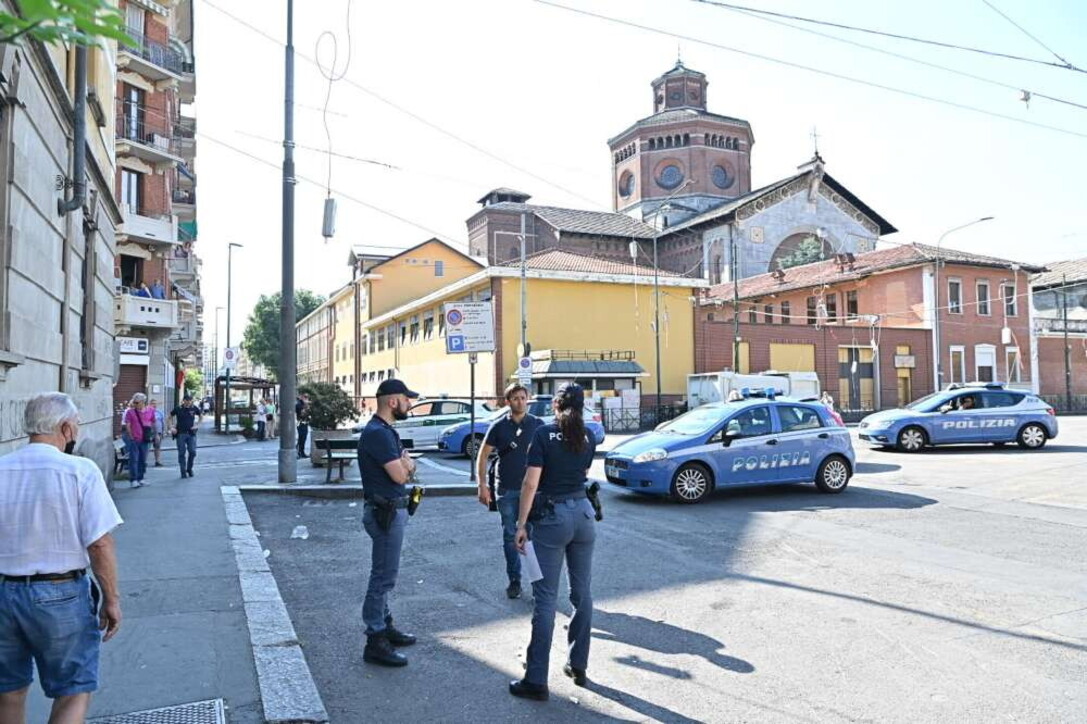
857, 383, 1058, 452
604, 389, 855, 504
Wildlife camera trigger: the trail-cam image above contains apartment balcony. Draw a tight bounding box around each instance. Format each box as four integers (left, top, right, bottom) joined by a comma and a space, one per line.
117, 28, 184, 84
119, 206, 178, 246
172, 188, 195, 221
168, 248, 201, 280
180, 68, 196, 104
116, 102, 182, 167
115, 293, 179, 330
175, 115, 196, 160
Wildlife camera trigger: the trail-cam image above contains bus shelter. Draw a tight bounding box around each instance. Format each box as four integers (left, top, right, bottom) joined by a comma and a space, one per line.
213, 375, 278, 433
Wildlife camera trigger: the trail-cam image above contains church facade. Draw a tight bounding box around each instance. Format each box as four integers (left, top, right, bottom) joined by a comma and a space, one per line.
467, 61, 896, 283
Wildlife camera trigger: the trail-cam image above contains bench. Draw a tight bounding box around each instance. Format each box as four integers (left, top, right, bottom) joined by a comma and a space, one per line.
113, 439, 129, 477
315, 438, 357, 483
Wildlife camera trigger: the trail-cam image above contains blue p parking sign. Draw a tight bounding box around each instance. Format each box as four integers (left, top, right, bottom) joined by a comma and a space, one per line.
447, 334, 466, 353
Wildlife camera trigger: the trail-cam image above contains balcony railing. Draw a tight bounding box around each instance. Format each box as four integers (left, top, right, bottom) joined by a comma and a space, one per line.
120, 28, 185, 75
1036, 317, 1087, 334
116, 101, 180, 158
175, 116, 196, 139
172, 189, 196, 205
120, 206, 177, 245
115, 293, 179, 329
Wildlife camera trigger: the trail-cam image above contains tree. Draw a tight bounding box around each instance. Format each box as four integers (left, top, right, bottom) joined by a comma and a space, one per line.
298, 382, 356, 430
183, 368, 203, 398
778, 236, 828, 270
1, 1, 131, 46
241, 290, 325, 380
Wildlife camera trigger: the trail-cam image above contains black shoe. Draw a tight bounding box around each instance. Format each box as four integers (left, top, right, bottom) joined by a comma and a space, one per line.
154, 462, 163, 467
186, 468, 194, 477
506, 580, 522, 599
363, 633, 408, 667
383, 619, 416, 647
563, 663, 588, 687
180, 471, 188, 479
508, 679, 548, 701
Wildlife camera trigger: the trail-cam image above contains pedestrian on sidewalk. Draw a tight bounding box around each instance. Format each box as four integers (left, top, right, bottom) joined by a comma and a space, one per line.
149, 399, 165, 467
169, 395, 202, 479
476, 383, 543, 600
255, 399, 267, 441
510, 383, 598, 701
121, 394, 154, 488
358, 379, 419, 667
0, 392, 123, 723
266, 398, 277, 439
296, 393, 311, 458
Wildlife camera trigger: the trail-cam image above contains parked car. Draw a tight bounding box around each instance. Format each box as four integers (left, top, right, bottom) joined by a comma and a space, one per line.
353, 398, 492, 449
604, 388, 854, 504
858, 382, 1058, 452
438, 395, 606, 458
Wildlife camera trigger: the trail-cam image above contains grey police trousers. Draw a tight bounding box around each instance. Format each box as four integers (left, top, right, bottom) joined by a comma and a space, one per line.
525, 497, 596, 685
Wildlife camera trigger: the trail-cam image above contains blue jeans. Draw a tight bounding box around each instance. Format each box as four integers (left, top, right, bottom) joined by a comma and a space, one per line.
256, 420, 266, 440
361, 505, 408, 635
525, 497, 596, 685
0, 577, 100, 698
497, 492, 522, 583
177, 432, 197, 473
125, 438, 148, 481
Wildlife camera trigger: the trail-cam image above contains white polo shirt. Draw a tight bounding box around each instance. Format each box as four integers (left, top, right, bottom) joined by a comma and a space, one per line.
0, 443, 123, 576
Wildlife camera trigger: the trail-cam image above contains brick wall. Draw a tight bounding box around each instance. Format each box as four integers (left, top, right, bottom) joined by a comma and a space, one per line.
1037, 336, 1087, 400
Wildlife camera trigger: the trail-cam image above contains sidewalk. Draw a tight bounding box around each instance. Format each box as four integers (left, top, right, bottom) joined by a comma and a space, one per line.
27, 421, 264, 722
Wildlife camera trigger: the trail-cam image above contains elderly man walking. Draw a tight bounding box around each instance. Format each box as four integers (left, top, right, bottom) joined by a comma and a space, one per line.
0, 393, 123, 723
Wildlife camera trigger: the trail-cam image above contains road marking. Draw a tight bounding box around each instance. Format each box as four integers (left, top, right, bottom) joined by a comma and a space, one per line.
418, 457, 470, 477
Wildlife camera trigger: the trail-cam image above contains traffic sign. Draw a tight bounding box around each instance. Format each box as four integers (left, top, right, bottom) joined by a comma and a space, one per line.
516, 356, 533, 384
443, 302, 494, 354
223, 347, 239, 370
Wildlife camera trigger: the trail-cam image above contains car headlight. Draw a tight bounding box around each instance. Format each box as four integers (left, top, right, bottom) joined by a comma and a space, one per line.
633, 448, 668, 464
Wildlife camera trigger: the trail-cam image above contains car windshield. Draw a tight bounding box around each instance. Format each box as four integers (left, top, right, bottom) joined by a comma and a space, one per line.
657, 406, 728, 436
904, 392, 951, 411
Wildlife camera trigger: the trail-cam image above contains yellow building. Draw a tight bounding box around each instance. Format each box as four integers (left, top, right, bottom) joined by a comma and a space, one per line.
354, 249, 707, 405
329, 283, 357, 395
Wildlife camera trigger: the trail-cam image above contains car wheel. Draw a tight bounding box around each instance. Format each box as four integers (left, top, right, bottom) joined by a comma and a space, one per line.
462, 434, 484, 459
1017, 423, 1047, 450
814, 455, 851, 494
896, 426, 927, 453
670, 463, 713, 504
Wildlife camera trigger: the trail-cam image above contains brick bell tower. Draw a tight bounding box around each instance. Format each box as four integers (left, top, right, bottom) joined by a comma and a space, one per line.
608, 60, 754, 225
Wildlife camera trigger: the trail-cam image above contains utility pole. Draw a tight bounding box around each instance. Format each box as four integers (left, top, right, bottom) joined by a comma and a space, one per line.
731, 228, 740, 372
1063, 273, 1072, 410
279, 0, 298, 483
520, 213, 528, 353
225, 243, 242, 433
653, 230, 662, 411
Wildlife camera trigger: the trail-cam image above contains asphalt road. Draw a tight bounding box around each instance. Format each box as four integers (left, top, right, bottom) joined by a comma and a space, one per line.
244, 418, 1087, 722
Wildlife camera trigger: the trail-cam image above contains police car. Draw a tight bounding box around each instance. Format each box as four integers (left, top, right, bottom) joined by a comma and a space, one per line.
857, 383, 1058, 452
604, 389, 855, 504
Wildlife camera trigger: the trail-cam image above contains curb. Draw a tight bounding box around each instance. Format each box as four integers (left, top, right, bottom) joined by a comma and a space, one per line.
220, 486, 329, 724
236, 483, 477, 499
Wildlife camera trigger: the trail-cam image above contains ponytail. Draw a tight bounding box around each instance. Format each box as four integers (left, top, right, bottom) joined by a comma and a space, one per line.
557, 407, 586, 453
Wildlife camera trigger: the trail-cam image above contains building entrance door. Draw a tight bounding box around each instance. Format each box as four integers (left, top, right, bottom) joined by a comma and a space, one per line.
838, 346, 876, 413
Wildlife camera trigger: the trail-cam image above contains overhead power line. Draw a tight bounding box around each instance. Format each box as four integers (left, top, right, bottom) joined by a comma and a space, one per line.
714, 1, 1087, 112
688, 0, 1086, 74
535, 1, 1087, 141
980, 0, 1076, 69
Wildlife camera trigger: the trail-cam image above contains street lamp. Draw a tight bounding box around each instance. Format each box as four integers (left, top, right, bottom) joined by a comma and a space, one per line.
279, 0, 299, 483
932, 216, 994, 389
645, 179, 695, 415
225, 242, 243, 433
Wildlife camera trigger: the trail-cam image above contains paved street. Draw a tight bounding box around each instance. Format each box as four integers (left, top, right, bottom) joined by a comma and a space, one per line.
242, 418, 1087, 722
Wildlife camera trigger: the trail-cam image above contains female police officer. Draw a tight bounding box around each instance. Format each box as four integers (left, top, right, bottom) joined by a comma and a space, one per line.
509, 383, 597, 700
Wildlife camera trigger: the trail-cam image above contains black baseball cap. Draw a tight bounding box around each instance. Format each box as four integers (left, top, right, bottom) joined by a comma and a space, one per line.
376, 379, 419, 399
555, 382, 585, 411
183, 394, 193, 401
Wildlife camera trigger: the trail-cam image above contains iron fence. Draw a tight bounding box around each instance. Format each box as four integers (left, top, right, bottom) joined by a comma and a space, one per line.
121, 28, 185, 75
116, 101, 179, 154
1051, 394, 1087, 414
604, 404, 687, 432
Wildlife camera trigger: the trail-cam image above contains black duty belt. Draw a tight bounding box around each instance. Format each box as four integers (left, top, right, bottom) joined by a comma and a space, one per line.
0, 569, 86, 584
364, 495, 409, 509
544, 491, 587, 504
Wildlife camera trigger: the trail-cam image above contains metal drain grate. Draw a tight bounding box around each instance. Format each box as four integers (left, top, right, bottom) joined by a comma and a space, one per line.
89, 699, 226, 724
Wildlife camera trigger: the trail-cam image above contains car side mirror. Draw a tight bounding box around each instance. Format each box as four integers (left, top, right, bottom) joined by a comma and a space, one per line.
722, 429, 742, 447
939, 405, 952, 414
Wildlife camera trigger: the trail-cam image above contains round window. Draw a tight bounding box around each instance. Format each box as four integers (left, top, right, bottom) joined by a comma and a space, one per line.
657, 164, 685, 190
618, 171, 635, 198
712, 165, 734, 190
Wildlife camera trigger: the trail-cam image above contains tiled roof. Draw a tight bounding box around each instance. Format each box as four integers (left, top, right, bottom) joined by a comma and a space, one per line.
656, 60, 706, 78
485, 202, 658, 239
505, 248, 689, 278
708, 243, 1043, 301
1033, 257, 1087, 288
608, 108, 751, 143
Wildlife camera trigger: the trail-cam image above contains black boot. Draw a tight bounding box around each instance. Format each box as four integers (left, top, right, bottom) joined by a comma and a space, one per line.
384, 618, 416, 647
563, 663, 588, 687
363, 632, 408, 667
506, 580, 522, 599
508, 679, 549, 701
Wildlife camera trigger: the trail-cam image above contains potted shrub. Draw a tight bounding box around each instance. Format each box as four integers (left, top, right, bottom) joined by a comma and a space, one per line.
298, 382, 358, 466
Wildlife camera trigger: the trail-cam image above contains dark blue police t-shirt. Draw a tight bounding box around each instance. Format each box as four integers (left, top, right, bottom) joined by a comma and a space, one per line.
526, 422, 596, 497
356, 416, 406, 499
484, 413, 544, 494
171, 405, 199, 434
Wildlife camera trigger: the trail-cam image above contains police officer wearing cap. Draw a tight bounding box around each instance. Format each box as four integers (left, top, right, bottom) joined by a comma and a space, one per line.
357, 378, 419, 667
509, 383, 597, 700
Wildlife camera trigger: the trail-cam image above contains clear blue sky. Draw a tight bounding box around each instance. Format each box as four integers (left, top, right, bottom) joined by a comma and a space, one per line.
191, 0, 1087, 342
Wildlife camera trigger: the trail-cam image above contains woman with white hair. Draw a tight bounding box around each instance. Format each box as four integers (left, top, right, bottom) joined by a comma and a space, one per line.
121, 393, 154, 487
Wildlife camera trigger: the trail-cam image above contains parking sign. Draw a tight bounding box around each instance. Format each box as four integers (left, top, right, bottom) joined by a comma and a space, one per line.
443, 302, 494, 354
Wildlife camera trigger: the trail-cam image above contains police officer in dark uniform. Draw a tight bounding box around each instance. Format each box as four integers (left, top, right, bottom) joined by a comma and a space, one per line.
510, 383, 597, 701
357, 379, 419, 667
477, 383, 544, 599
168, 394, 202, 478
